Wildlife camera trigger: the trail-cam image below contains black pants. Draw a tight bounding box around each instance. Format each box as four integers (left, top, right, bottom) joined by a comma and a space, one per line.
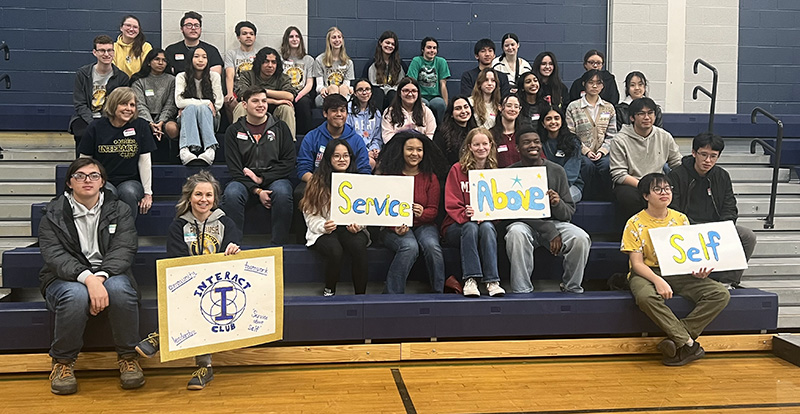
309, 226, 369, 294
70, 118, 89, 157
614, 184, 646, 231
295, 94, 313, 135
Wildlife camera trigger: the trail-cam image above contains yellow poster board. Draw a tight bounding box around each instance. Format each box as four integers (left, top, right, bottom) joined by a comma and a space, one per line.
156, 247, 284, 362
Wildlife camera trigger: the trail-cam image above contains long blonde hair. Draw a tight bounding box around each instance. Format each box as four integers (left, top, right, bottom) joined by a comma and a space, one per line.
322, 27, 351, 68
459, 127, 498, 173
470, 68, 501, 126
175, 170, 221, 218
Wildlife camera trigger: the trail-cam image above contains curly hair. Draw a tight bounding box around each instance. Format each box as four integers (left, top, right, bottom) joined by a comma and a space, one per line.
251, 47, 284, 81
299, 139, 359, 216
181, 46, 215, 101
375, 130, 448, 179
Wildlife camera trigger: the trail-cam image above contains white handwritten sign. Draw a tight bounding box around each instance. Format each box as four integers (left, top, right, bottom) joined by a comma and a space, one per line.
330, 172, 414, 226
469, 167, 551, 220
156, 247, 284, 362
649, 221, 748, 276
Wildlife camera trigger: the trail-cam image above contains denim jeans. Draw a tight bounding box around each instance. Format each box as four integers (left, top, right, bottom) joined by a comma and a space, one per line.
444, 221, 499, 283
221, 179, 293, 245
570, 185, 583, 203
422, 97, 446, 123
382, 224, 446, 293
105, 180, 143, 222
179, 104, 218, 150
505, 221, 590, 293
580, 154, 611, 200
45, 276, 140, 360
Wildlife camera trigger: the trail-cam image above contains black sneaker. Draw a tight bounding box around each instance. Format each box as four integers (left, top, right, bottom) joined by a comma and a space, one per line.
663, 342, 705, 366
187, 366, 214, 390
656, 338, 677, 358
136, 332, 160, 358
50, 359, 77, 395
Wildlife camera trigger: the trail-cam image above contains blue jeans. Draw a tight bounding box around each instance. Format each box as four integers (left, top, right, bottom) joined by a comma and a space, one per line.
382, 224, 446, 293
570, 185, 583, 203
444, 221, 499, 283
221, 179, 293, 245
105, 180, 143, 222
179, 104, 218, 150
504, 221, 590, 293
580, 154, 611, 200
45, 276, 140, 360
423, 97, 446, 123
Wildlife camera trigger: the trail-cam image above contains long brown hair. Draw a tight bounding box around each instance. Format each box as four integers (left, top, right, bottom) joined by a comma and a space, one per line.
388, 77, 425, 127
471, 67, 501, 126
299, 139, 359, 216
459, 127, 498, 173
373, 31, 402, 86
280, 26, 307, 60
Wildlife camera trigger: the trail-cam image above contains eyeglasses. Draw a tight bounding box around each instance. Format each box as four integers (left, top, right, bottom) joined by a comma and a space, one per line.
356, 88, 372, 93
94, 48, 114, 55
183, 23, 201, 29
586, 60, 603, 67
401, 89, 418, 95
586, 80, 602, 87
635, 110, 655, 118
71, 172, 103, 182
651, 186, 673, 195
332, 154, 350, 161
696, 151, 719, 160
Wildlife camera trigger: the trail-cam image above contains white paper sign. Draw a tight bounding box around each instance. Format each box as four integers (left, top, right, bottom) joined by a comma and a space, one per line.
649, 221, 748, 276
330, 172, 414, 226
156, 248, 284, 362
468, 167, 551, 220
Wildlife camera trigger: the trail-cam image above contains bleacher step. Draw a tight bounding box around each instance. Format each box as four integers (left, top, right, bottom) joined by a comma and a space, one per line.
733, 182, 800, 195
737, 196, 800, 216
739, 217, 800, 232
0, 197, 53, 219
0, 182, 54, 196
752, 233, 800, 257
778, 307, 800, 329
0, 149, 74, 162
741, 281, 800, 306
0, 163, 57, 181
0, 222, 30, 237
742, 257, 800, 277
726, 167, 790, 182
717, 153, 770, 165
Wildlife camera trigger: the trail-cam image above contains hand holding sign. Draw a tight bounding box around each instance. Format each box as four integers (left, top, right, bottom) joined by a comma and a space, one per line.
330, 173, 415, 226
468, 167, 551, 221
649, 221, 747, 277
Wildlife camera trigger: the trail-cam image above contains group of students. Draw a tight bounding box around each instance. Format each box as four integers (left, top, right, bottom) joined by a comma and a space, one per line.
48, 12, 760, 395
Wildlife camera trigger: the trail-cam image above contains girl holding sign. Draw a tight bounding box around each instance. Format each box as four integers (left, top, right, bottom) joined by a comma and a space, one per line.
442, 127, 506, 297
136, 170, 242, 390
621, 173, 729, 366
300, 139, 370, 296
376, 130, 449, 293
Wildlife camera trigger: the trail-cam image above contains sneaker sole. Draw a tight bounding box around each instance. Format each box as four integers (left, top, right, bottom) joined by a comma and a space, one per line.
488, 292, 505, 297
656, 339, 677, 358
120, 378, 146, 389
663, 348, 705, 366
187, 376, 213, 391
135, 346, 157, 359
51, 385, 77, 395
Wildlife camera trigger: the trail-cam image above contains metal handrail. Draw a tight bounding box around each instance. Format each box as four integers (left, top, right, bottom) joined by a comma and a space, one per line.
0, 41, 8, 60
692, 58, 718, 133
0, 74, 9, 89
749, 107, 784, 229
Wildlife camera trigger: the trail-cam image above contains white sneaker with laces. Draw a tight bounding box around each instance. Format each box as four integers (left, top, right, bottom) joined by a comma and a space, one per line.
463, 278, 480, 297
197, 147, 216, 165
179, 147, 197, 165
486, 281, 505, 297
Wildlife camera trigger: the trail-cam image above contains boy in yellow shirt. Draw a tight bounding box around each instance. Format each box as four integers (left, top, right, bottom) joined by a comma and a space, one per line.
621, 173, 730, 366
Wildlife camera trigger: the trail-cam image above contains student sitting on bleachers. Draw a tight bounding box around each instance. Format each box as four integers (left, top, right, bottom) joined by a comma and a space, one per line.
433, 96, 477, 166
300, 139, 370, 296
113, 15, 153, 78
504, 129, 590, 294
532, 52, 569, 111
621, 173, 730, 366
175, 46, 223, 166
78, 87, 155, 222
381, 77, 437, 143
491, 33, 531, 93
516, 71, 545, 131
667, 132, 757, 289
136, 170, 242, 390
69, 35, 130, 154
40, 158, 144, 395
233, 47, 297, 139
221, 86, 295, 245
615, 71, 664, 131
469, 68, 502, 130
538, 106, 584, 203
165, 11, 223, 76
442, 127, 506, 297
489, 94, 522, 168
347, 79, 382, 170
280, 26, 315, 135
375, 130, 449, 294
313, 27, 354, 107
362, 31, 406, 110
460, 38, 511, 97
130, 48, 179, 161
568, 50, 619, 105
406, 37, 450, 122
223, 21, 257, 123
610, 97, 681, 228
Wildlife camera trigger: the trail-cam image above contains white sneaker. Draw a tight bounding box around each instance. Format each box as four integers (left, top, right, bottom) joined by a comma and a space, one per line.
486, 281, 505, 297
179, 147, 197, 165
463, 278, 480, 297
197, 147, 216, 165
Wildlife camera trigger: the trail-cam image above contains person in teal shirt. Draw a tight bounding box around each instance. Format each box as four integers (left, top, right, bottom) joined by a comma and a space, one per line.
406, 37, 450, 122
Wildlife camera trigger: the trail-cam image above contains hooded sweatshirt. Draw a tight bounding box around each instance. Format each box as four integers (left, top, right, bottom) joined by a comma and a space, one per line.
166, 209, 241, 258
224, 114, 296, 194
609, 124, 682, 186
113, 35, 153, 77
668, 154, 738, 224
296, 121, 371, 179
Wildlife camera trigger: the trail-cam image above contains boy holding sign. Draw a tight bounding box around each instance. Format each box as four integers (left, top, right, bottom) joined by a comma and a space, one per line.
621, 173, 730, 366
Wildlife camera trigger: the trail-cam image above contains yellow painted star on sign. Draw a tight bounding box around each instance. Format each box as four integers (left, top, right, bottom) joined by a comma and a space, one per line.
479, 173, 485, 179
485, 212, 491, 217
537, 173, 542, 179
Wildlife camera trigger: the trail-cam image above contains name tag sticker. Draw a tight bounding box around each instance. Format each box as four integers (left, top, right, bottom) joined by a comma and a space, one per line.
123, 128, 136, 137
175, 54, 184, 61
145, 89, 155, 97
498, 145, 508, 153
184, 233, 197, 242
236, 132, 248, 140
108, 224, 117, 234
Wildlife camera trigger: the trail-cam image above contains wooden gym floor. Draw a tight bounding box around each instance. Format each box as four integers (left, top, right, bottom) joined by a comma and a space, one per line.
0, 352, 798, 414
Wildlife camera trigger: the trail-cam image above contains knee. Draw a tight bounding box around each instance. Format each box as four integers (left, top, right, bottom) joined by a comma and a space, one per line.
399, 237, 419, 256
269, 180, 293, 200
117, 181, 143, 201
460, 222, 478, 237
504, 227, 529, 249
479, 222, 497, 238
104, 276, 137, 302
52, 284, 90, 313
223, 182, 248, 204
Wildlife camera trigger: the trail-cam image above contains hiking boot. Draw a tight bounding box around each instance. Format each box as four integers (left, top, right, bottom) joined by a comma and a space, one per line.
187, 366, 214, 390
486, 281, 505, 297
136, 332, 160, 358
50, 359, 77, 395
656, 338, 677, 358
463, 278, 480, 297
118, 356, 145, 389
663, 342, 705, 366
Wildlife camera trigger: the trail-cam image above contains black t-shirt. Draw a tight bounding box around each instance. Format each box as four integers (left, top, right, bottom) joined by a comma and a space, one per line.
78, 117, 157, 186
165, 40, 224, 75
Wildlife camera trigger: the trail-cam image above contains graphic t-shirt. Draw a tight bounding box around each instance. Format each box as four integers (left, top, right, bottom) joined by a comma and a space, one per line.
245, 120, 269, 143
407, 56, 451, 101
224, 48, 257, 89
621, 208, 690, 272
91, 66, 113, 116
284, 55, 315, 91
312, 55, 354, 87
77, 117, 157, 186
